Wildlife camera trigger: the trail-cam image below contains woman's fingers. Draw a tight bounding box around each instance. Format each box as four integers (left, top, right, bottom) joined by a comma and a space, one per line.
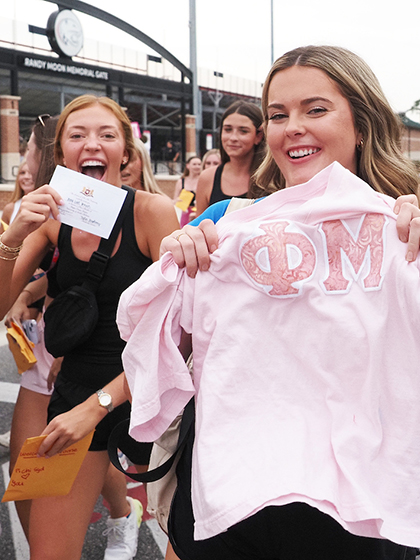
20, 185, 64, 222
405, 216, 420, 262
37, 401, 94, 457
160, 220, 219, 277
393, 194, 418, 216
395, 201, 420, 261
37, 421, 75, 458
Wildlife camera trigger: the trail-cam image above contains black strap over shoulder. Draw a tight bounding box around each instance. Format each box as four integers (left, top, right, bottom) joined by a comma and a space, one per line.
107, 398, 195, 483
84, 186, 134, 292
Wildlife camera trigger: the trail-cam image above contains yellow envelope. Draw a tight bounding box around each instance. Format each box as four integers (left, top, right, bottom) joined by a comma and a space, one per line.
2, 431, 94, 502
175, 189, 195, 212
6, 320, 36, 374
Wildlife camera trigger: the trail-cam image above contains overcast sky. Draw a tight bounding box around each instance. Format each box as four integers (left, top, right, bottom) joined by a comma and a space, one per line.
6, 0, 420, 117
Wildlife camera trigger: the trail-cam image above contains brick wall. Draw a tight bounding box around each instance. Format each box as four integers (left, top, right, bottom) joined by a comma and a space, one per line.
401, 128, 420, 162
0, 96, 21, 183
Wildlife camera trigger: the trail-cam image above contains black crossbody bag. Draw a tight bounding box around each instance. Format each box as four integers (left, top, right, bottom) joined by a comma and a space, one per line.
44, 186, 134, 358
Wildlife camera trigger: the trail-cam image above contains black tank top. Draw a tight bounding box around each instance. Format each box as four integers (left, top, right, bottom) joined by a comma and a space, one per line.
51, 190, 152, 380
208, 163, 248, 206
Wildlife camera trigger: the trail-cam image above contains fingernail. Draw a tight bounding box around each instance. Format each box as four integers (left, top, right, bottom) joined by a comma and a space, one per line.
201, 264, 208, 271
210, 245, 217, 252
394, 206, 400, 214
407, 251, 414, 262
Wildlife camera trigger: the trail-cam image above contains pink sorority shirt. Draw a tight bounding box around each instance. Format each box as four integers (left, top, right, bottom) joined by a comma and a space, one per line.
118, 163, 420, 546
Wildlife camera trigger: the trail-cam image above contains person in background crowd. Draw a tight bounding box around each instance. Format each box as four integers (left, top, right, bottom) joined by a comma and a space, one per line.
1, 160, 35, 226
123, 45, 420, 560
0, 95, 180, 560
163, 140, 180, 175
200, 148, 221, 171
173, 155, 202, 226
121, 137, 164, 194
194, 101, 266, 217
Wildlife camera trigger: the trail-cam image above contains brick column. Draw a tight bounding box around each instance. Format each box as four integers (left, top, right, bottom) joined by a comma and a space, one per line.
0, 95, 21, 182
185, 114, 196, 160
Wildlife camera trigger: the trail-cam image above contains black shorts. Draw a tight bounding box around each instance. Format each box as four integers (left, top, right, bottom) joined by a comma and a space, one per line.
48, 374, 152, 464
168, 430, 414, 560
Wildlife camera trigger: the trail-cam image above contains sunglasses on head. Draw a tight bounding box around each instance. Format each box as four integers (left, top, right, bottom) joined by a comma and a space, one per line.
37, 114, 51, 127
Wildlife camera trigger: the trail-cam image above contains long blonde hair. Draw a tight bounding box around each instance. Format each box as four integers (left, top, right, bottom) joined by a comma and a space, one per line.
9, 159, 31, 203
255, 45, 419, 199
133, 138, 164, 194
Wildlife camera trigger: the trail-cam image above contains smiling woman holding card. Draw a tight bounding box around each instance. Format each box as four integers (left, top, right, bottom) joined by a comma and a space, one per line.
0, 95, 179, 560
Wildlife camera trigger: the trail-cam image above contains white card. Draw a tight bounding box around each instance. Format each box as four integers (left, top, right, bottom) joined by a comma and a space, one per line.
49, 165, 128, 238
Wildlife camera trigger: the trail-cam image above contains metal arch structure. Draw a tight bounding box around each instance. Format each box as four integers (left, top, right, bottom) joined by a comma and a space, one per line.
41, 0, 193, 82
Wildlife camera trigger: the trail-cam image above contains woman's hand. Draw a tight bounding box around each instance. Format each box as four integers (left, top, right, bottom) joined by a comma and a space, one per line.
393, 194, 420, 261
3, 185, 63, 245
4, 293, 33, 328
38, 374, 128, 457
37, 397, 105, 458
160, 219, 219, 277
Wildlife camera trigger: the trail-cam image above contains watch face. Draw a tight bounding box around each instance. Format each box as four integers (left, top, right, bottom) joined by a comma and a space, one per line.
99, 394, 112, 407
47, 10, 84, 58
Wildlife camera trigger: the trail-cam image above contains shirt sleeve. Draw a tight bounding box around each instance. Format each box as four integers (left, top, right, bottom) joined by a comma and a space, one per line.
190, 199, 230, 225
117, 253, 195, 442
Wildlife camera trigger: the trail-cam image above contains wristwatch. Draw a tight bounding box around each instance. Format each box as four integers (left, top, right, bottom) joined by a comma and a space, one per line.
96, 389, 114, 413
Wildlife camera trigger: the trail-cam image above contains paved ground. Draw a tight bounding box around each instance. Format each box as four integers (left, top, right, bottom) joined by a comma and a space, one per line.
0, 323, 167, 559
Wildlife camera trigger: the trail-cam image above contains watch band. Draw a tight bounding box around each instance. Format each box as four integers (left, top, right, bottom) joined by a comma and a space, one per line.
96, 389, 114, 413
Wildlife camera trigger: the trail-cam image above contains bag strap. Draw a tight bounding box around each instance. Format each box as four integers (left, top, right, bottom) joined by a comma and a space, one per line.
83, 186, 134, 292
107, 397, 195, 483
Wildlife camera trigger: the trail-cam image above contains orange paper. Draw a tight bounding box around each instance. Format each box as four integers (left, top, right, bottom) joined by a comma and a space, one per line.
175, 189, 195, 212
6, 320, 36, 374
2, 431, 94, 502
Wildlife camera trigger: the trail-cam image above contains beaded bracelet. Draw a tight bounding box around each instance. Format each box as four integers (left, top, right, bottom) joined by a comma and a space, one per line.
0, 232, 23, 254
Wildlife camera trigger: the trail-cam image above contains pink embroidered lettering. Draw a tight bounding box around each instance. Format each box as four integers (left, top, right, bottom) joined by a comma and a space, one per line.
241, 221, 316, 296
320, 214, 386, 293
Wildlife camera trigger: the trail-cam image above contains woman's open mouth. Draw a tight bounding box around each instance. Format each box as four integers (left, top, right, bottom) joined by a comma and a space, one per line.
80, 160, 106, 180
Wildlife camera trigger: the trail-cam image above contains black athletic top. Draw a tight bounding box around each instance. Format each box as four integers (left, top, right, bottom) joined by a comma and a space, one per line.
208, 163, 248, 206
50, 189, 152, 387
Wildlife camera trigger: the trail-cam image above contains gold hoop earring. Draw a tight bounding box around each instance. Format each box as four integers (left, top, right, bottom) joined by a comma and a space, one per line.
122, 157, 128, 165
357, 138, 364, 150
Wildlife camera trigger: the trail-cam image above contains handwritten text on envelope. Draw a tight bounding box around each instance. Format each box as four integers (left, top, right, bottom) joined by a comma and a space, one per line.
2, 431, 94, 502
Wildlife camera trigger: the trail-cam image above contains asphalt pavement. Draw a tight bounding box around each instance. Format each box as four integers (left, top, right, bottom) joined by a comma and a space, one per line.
0, 322, 167, 560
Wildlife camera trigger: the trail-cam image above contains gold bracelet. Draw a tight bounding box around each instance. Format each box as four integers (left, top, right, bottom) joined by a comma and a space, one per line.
0, 232, 23, 254
0, 252, 19, 261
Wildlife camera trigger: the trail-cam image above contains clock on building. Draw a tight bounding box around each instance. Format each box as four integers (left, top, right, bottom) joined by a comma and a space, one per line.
47, 9, 84, 58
